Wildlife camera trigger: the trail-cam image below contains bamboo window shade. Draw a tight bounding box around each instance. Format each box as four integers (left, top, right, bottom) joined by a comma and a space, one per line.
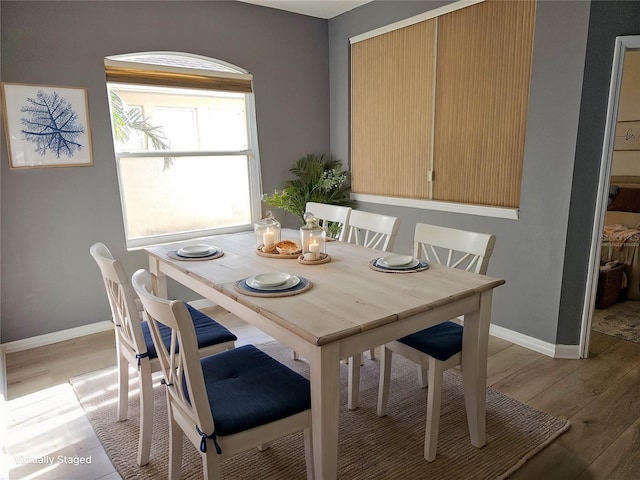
433, 0, 536, 207
351, 20, 436, 199
350, 0, 536, 208
105, 60, 253, 94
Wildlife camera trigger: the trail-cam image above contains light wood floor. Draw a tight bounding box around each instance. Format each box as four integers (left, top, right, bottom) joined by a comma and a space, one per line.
5, 309, 640, 479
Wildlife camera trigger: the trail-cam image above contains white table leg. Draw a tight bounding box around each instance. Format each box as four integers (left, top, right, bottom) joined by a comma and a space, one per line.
148, 256, 168, 298
461, 290, 492, 448
347, 352, 361, 410
309, 342, 341, 480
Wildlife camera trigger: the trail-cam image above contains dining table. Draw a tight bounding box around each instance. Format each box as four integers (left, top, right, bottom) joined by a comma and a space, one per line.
145, 229, 505, 479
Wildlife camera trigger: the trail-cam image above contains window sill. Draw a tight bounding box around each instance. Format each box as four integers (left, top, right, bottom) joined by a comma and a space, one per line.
350, 193, 519, 220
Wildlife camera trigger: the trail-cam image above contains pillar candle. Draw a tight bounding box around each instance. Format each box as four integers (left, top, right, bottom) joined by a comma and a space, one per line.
309, 241, 320, 260
263, 230, 275, 248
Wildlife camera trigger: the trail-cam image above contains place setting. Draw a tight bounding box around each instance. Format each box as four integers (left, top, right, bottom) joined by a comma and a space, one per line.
166, 243, 224, 261
235, 271, 312, 297
369, 254, 429, 273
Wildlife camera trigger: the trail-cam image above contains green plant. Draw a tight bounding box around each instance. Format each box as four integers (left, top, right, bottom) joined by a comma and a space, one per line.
110, 91, 174, 170
263, 154, 352, 232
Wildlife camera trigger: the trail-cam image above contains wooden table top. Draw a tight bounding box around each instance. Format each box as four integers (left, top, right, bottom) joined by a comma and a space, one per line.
146, 230, 505, 346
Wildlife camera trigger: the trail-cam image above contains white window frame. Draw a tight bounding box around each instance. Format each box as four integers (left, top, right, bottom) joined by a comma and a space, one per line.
105, 52, 263, 249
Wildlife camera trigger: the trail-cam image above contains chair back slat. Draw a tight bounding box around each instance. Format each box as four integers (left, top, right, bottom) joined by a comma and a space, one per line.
345, 210, 400, 252
451, 252, 474, 271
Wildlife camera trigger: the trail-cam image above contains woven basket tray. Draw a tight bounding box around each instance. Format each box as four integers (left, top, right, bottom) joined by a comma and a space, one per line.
256, 246, 301, 259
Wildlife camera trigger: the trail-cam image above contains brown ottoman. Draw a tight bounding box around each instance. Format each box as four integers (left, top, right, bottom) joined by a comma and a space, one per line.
595, 262, 626, 308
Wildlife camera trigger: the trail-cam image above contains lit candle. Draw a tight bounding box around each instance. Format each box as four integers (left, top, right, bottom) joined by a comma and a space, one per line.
309, 241, 320, 260
263, 229, 275, 248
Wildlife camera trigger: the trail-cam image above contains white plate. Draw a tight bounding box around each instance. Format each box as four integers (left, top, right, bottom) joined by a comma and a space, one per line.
246, 275, 301, 291
177, 249, 216, 258
376, 257, 420, 270
251, 272, 291, 288
378, 255, 415, 267
177, 244, 214, 257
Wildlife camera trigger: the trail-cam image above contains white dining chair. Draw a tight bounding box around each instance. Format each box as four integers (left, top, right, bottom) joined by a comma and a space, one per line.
89, 242, 237, 466
343, 209, 400, 410
376, 223, 496, 462
345, 209, 400, 251
305, 201, 352, 241
131, 269, 314, 480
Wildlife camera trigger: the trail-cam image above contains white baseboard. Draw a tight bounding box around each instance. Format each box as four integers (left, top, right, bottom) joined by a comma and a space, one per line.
490, 323, 581, 359
1, 321, 113, 355
0, 299, 216, 356
0, 305, 580, 360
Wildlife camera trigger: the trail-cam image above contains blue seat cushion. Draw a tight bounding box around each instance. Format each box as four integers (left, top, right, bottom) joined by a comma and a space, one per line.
142, 304, 237, 359
398, 321, 463, 362
196, 344, 311, 437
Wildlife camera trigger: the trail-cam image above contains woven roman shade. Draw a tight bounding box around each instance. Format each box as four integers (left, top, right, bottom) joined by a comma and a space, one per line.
432, 0, 535, 208
105, 57, 253, 93
351, 19, 436, 199
350, 0, 536, 209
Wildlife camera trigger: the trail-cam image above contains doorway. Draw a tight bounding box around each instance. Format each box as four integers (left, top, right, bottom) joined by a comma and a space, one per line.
581, 36, 640, 358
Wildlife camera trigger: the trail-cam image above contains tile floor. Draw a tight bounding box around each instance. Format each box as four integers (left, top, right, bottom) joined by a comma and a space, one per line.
6, 383, 121, 480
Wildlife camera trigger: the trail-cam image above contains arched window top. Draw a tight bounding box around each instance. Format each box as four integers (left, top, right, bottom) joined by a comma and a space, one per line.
106, 51, 248, 75
105, 51, 253, 94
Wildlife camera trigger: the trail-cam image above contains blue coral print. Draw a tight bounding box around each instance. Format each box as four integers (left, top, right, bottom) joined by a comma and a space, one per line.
20, 90, 85, 158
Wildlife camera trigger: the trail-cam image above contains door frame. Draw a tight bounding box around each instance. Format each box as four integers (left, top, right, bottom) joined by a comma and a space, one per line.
580, 36, 640, 358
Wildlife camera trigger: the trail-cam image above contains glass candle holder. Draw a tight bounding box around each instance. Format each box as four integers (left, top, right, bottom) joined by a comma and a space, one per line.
300, 212, 326, 261
254, 211, 281, 250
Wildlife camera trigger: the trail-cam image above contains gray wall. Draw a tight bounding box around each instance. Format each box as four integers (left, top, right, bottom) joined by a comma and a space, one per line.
0, 1, 330, 342
558, 1, 640, 344
329, 1, 591, 345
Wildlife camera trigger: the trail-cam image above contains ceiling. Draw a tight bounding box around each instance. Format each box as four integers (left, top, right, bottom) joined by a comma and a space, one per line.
236, 0, 374, 19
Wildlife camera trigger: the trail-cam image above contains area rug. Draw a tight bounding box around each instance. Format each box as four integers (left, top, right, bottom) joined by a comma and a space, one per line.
70, 342, 570, 479
592, 300, 640, 343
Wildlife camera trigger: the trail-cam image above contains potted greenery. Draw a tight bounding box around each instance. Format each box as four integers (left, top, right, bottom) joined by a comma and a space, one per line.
263, 154, 353, 236
110, 91, 174, 170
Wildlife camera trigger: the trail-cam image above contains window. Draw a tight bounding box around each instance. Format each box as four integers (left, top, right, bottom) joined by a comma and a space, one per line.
105, 52, 262, 249
350, 0, 536, 213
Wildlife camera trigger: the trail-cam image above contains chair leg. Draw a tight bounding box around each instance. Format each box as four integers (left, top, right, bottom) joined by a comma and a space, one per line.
369, 347, 376, 360
377, 346, 393, 417
257, 443, 269, 451
137, 361, 154, 466
303, 426, 315, 480
202, 449, 222, 480
292, 350, 300, 361
116, 349, 129, 422
168, 401, 184, 480
347, 353, 361, 410
424, 358, 444, 462
417, 365, 429, 389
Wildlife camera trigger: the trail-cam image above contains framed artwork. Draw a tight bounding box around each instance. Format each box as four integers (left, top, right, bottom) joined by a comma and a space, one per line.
1, 82, 93, 168
614, 120, 640, 151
